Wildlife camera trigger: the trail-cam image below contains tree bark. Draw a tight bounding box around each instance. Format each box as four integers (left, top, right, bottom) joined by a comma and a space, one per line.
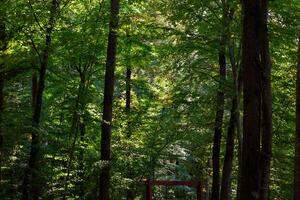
99, 0, 120, 199
220, 47, 239, 200
0, 0, 7, 183
236, 65, 243, 200
294, 32, 300, 200
211, 45, 226, 200
240, 0, 270, 199
22, 1, 58, 199
258, 1, 272, 200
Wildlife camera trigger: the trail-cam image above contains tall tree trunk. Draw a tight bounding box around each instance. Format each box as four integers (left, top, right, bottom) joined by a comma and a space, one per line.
125, 65, 135, 200
259, 1, 272, 199
294, 32, 300, 200
22, 1, 57, 199
220, 47, 239, 200
0, 0, 7, 183
240, 0, 270, 199
78, 121, 86, 200
211, 43, 226, 200
99, 0, 120, 199
125, 66, 131, 137
63, 69, 87, 200
236, 66, 243, 200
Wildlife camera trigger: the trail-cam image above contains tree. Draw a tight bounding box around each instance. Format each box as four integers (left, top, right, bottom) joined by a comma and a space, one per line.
259, 1, 272, 199
294, 32, 300, 200
240, 0, 272, 199
211, 2, 232, 199
220, 23, 241, 200
99, 0, 120, 199
22, 0, 59, 199
0, 0, 8, 183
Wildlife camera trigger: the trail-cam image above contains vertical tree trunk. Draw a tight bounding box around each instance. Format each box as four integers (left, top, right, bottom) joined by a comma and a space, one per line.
220, 50, 239, 200
236, 72, 243, 200
63, 68, 87, 200
22, 1, 57, 199
205, 161, 210, 200
125, 65, 135, 200
236, 50, 243, 200
125, 66, 131, 137
0, 0, 7, 182
259, 1, 272, 199
240, 0, 270, 199
294, 32, 300, 200
211, 44, 226, 200
99, 0, 120, 199
78, 121, 86, 200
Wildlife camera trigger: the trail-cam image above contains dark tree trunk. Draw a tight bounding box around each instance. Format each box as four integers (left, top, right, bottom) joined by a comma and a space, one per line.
236, 66, 243, 200
0, 0, 7, 182
220, 47, 239, 200
294, 32, 300, 200
259, 1, 272, 199
240, 0, 270, 199
241, 1, 262, 198
211, 47, 226, 200
99, 0, 120, 199
22, 1, 57, 199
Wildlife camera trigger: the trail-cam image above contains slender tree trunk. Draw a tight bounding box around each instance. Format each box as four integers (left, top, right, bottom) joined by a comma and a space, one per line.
63, 70, 87, 200
0, 0, 7, 182
235, 44, 243, 200
240, 0, 269, 199
22, 1, 57, 199
99, 0, 120, 199
125, 66, 131, 137
211, 43, 226, 200
205, 161, 210, 200
0, 69, 3, 182
236, 67, 243, 200
294, 32, 300, 200
220, 96, 236, 200
259, 1, 272, 199
220, 58, 238, 200
125, 66, 135, 200
78, 121, 86, 200
218, 8, 237, 200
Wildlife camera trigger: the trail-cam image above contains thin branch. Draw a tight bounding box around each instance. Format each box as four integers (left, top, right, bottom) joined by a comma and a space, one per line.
28, 0, 45, 32
29, 36, 42, 64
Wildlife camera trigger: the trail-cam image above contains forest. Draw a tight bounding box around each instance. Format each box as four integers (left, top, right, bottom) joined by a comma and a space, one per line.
0, 0, 300, 199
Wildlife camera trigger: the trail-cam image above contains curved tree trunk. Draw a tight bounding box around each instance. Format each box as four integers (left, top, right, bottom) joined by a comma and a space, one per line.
99, 0, 120, 199
294, 32, 300, 200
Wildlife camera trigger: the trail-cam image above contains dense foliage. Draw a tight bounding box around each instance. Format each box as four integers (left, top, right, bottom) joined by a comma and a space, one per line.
0, 0, 299, 199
